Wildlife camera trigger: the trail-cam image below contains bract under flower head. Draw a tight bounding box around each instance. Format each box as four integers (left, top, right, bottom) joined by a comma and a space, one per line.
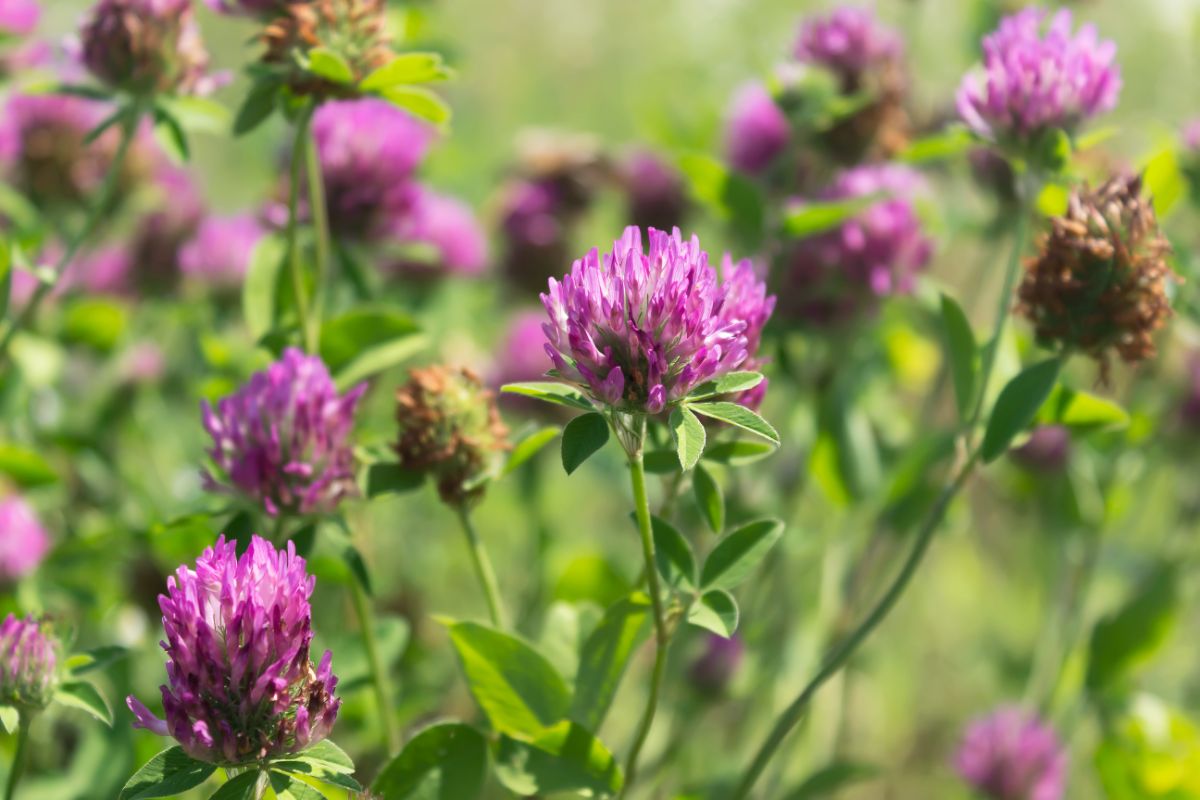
956, 8, 1120, 146
127, 535, 340, 764
541, 227, 774, 414
261, 0, 392, 100
0, 615, 57, 710
201, 348, 365, 517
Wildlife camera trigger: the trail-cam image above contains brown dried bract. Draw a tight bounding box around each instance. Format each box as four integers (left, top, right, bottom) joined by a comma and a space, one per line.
1017, 174, 1177, 381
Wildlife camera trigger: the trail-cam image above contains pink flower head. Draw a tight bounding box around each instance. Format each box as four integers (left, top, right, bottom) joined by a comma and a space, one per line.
724, 83, 790, 175
201, 348, 365, 517
956, 707, 1067, 800
389, 187, 488, 278
127, 536, 340, 764
0, 496, 49, 582
179, 214, 265, 290
793, 6, 903, 83
0, 615, 57, 710
957, 8, 1120, 144
0, 0, 39, 36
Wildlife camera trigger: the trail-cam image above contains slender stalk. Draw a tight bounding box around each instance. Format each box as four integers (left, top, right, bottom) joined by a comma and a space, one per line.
4, 716, 30, 800
618, 449, 669, 800
0, 100, 143, 369
457, 508, 508, 629
302, 122, 331, 353
732, 192, 1036, 799
349, 579, 400, 754
285, 105, 316, 353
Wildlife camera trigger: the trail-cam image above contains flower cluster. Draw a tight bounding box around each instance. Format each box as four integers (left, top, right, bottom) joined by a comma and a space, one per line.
201, 348, 365, 517
79, 0, 217, 95
619, 150, 688, 234
0, 496, 50, 583
957, 9, 1120, 146
782, 164, 932, 327
387, 189, 488, 279
395, 366, 509, 508
128, 536, 340, 764
541, 227, 773, 414
955, 707, 1067, 800
0, 615, 57, 711
179, 213, 265, 290
261, 0, 392, 99
725, 83, 791, 176
792, 6, 903, 83
1017, 174, 1174, 376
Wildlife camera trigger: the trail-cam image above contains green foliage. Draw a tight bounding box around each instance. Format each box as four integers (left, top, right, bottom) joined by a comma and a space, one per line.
1087, 566, 1180, 695
981, 358, 1062, 462
119, 748, 216, 800
670, 405, 706, 471
373, 722, 488, 800
561, 412, 609, 475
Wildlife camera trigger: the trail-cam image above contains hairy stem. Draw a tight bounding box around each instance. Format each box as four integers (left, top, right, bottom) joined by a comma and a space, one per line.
3, 716, 30, 800
350, 579, 400, 754
457, 508, 508, 629
303, 121, 331, 353
285, 104, 316, 353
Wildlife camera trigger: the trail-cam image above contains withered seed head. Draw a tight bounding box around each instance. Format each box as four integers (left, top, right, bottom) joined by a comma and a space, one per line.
395, 366, 510, 508
1017, 174, 1177, 379
261, 0, 392, 100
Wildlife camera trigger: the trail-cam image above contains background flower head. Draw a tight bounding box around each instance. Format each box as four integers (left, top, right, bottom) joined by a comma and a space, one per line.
0, 495, 50, 583
0, 615, 57, 711
179, 213, 265, 290
724, 83, 790, 175
79, 0, 216, 95
956, 707, 1067, 800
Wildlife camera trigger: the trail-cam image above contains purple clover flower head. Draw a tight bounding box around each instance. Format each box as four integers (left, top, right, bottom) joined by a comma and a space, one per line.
201, 348, 365, 517
956, 707, 1067, 800
312, 98, 434, 242
0, 615, 57, 710
957, 8, 1120, 145
0, 496, 50, 583
127, 535, 340, 764
495, 311, 552, 389
80, 0, 218, 95
541, 227, 774, 414
1185, 119, 1200, 153
721, 257, 775, 409
782, 164, 932, 327
0, 0, 40, 36
688, 634, 744, 696
620, 150, 688, 233
1009, 425, 1071, 473
793, 6, 903, 84
389, 188, 488, 278
179, 214, 265, 290
725, 83, 790, 175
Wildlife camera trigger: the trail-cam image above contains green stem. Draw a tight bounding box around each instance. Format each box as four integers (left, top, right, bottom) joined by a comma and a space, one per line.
618, 448, 669, 800
285, 105, 316, 353
0, 100, 143, 369
4, 716, 30, 800
457, 508, 508, 629
349, 579, 400, 754
303, 122, 331, 353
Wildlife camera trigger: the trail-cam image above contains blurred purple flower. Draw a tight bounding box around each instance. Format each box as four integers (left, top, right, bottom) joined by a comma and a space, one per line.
1181, 353, 1200, 431
957, 9, 1120, 144
120, 341, 166, 384
721, 258, 775, 409
688, 634, 744, 696
0, 614, 57, 710
128, 165, 205, 292
0, 0, 39, 36
388, 188, 488, 278
203, 0, 292, 15
956, 707, 1067, 800
793, 6, 903, 83
127, 535, 340, 764
0, 496, 49, 583
201, 348, 365, 517
1185, 119, 1200, 152
179, 214, 264, 290
312, 98, 434, 241
1009, 425, 1071, 473
725, 83, 790, 175
494, 311, 551, 389
782, 164, 932, 326
541, 226, 773, 414
620, 150, 688, 233
80, 0, 219, 95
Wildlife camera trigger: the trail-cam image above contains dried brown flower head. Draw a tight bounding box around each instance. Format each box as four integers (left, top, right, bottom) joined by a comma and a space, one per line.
262, 0, 392, 99
1017, 174, 1176, 378
395, 366, 510, 508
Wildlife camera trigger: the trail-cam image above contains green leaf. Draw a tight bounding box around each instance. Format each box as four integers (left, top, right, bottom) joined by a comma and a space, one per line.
360, 53, 453, 91
981, 358, 1062, 463
501, 382, 593, 411
561, 413, 609, 475
268, 772, 328, 800
152, 105, 190, 163
242, 234, 287, 339
372, 722, 487, 800
782, 195, 877, 239
688, 402, 780, 445
273, 740, 360, 792
306, 47, 355, 84
1142, 146, 1186, 219
570, 594, 651, 732
1037, 385, 1130, 431
0, 237, 11, 321
939, 293, 978, 422
648, 514, 696, 591
365, 463, 425, 498
155, 96, 231, 135
702, 440, 777, 466
1087, 566, 1180, 694
0, 444, 57, 488
319, 308, 425, 389
0, 706, 18, 734
687, 589, 739, 637
66, 645, 129, 676
320, 615, 408, 696
494, 721, 623, 797
378, 86, 451, 126
55, 680, 112, 725
445, 621, 571, 740
642, 450, 680, 474
208, 771, 264, 800
784, 762, 880, 799
232, 79, 280, 137
692, 463, 724, 534
686, 371, 763, 401
700, 518, 785, 591
61, 297, 129, 352
119, 747, 216, 800
898, 126, 974, 164
677, 153, 765, 246
669, 405, 706, 472
502, 426, 561, 476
